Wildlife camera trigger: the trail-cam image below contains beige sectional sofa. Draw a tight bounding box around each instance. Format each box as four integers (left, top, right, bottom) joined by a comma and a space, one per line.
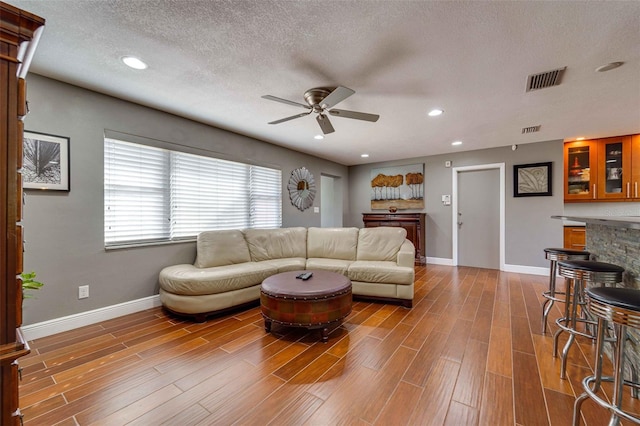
159, 226, 415, 321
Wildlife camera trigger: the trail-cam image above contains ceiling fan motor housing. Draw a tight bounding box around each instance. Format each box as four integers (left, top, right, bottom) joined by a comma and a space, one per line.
304, 87, 335, 110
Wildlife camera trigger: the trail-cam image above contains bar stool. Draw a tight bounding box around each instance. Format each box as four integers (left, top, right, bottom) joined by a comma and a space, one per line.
573, 287, 640, 425
554, 260, 624, 379
542, 248, 591, 334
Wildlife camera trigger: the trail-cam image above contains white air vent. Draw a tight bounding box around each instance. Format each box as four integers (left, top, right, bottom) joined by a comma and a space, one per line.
522, 125, 541, 134
526, 67, 566, 92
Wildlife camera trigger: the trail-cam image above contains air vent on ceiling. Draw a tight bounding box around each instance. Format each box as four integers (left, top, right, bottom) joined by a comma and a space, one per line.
526, 67, 566, 92
522, 125, 541, 134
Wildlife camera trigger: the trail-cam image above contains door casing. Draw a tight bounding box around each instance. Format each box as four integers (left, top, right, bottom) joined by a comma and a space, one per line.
451, 163, 505, 270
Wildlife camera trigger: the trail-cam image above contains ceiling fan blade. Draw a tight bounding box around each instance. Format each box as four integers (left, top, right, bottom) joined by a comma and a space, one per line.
316, 113, 335, 134
320, 86, 355, 109
262, 95, 311, 110
268, 111, 311, 125
329, 109, 380, 122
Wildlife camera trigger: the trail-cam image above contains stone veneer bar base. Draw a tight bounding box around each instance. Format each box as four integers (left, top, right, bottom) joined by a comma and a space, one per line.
586, 223, 640, 381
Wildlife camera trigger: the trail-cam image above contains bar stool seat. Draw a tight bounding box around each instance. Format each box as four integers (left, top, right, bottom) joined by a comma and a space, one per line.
542, 248, 591, 334
554, 260, 624, 379
573, 287, 640, 425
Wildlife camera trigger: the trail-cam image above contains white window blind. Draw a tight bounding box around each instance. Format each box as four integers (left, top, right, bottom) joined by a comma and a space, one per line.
250, 165, 283, 228
104, 137, 282, 247
170, 152, 250, 238
104, 139, 170, 245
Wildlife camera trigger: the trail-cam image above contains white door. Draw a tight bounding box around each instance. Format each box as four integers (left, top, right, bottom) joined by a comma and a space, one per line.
454, 166, 503, 269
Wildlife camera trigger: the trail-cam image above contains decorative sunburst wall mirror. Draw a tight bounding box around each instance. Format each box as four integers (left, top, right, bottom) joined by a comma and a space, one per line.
288, 167, 316, 211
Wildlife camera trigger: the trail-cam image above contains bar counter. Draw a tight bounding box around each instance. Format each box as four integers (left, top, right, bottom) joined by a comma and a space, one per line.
552, 215, 640, 371
552, 215, 640, 288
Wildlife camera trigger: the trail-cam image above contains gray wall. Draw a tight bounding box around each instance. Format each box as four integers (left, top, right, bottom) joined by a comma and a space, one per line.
346, 141, 565, 267
22, 75, 348, 324
22, 74, 587, 326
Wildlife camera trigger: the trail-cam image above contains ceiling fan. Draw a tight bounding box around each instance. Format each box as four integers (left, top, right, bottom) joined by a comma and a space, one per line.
262, 86, 379, 135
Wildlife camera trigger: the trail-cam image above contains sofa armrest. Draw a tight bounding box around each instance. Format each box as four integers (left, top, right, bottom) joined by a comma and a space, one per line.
397, 240, 415, 268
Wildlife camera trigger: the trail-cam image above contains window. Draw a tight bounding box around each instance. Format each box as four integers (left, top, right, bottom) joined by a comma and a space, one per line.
104, 138, 282, 247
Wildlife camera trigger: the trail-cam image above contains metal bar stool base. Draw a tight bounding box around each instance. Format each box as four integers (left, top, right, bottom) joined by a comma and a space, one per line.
542, 248, 590, 335
555, 260, 624, 380
573, 287, 640, 426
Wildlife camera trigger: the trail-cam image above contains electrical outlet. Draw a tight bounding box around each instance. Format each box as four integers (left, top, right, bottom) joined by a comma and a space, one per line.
78, 285, 89, 299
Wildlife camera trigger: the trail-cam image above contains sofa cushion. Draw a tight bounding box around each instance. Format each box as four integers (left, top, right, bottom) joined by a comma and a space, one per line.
307, 227, 358, 260
244, 227, 307, 261
357, 227, 407, 261
159, 262, 276, 295
306, 258, 352, 275
348, 261, 414, 285
256, 258, 307, 273
194, 230, 251, 268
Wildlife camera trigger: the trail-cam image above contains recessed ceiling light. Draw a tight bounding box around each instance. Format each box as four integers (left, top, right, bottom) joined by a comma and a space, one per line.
451, 141, 463, 146
122, 56, 148, 70
576, 137, 585, 141
314, 135, 324, 140
595, 62, 623, 72
361, 153, 369, 158
428, 109, 444, 117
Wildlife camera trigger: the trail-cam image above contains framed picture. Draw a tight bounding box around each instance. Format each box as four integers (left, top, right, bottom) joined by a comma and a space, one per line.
514, 162, 552, 197
23, 131, 70, 191
370, 163, 424, 210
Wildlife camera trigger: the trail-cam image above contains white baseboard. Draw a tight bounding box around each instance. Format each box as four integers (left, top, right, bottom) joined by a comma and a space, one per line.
22, 295, 162, 341
426, 257, 455, 266
426, 258, 548, 276
503, 264, 548, 276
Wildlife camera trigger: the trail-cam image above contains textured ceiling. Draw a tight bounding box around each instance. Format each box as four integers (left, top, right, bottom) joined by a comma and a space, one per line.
8, 0, 640, 166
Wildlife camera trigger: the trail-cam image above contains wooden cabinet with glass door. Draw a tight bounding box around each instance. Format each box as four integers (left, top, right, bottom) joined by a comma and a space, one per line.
596, 135, 632, 200
632, 134, 640, 199
564, 140, 597, 201
564, 134, 640, 202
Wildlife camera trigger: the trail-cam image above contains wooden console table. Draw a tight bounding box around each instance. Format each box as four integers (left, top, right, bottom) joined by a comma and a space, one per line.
362, 213, 426, 265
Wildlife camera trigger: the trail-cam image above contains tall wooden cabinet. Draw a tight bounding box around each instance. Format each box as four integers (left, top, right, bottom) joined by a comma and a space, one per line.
0, 3, 44, 424
362, 213, 426, 265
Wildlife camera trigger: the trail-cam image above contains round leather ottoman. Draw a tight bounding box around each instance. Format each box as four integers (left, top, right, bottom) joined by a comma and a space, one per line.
260, 270, 352, 343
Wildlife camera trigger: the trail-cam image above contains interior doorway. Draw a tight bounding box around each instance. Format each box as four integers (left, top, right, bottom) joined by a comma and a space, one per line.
452, 163, 505, 270
321, 174, 343, 227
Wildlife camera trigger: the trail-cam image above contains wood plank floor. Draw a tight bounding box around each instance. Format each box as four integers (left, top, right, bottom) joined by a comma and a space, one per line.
18, 265, 640, 425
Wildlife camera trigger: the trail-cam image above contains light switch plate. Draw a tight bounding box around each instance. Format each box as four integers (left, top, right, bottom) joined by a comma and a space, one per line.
445, 160, 452, 168
313, 207, 320, 213
441, 194, 451, 205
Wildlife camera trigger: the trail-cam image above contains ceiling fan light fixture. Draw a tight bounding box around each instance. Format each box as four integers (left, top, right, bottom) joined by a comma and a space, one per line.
428, 109, 443, 117
122, 56, 148, 70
